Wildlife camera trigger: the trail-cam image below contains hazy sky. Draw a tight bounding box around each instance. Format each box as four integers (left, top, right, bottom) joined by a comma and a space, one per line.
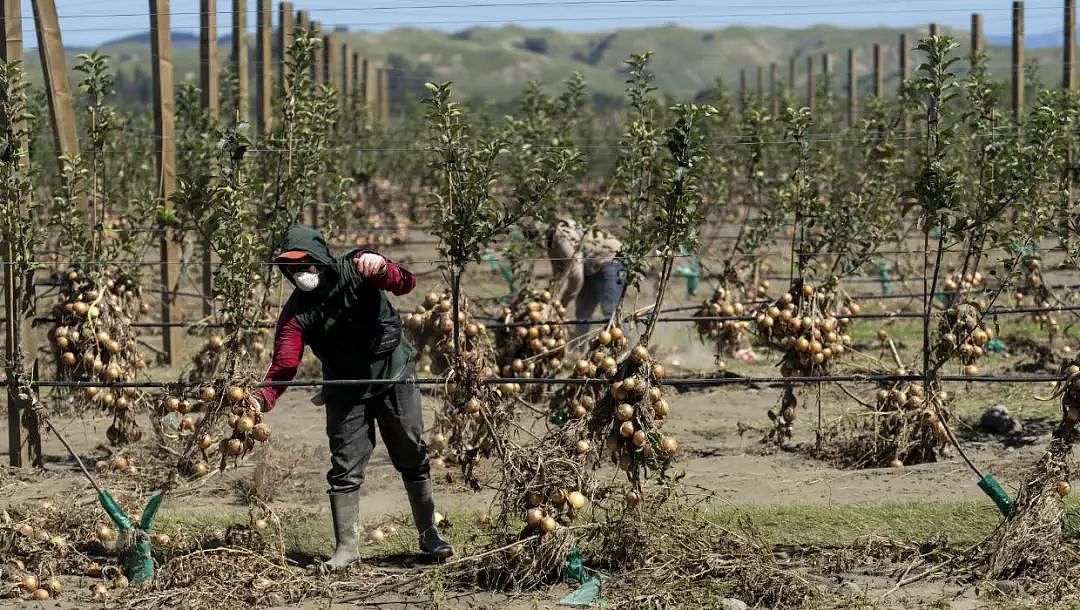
11, 0, 1069, 48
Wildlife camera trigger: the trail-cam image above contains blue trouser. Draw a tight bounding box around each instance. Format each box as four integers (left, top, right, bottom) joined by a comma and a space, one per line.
574, 260, 625, 336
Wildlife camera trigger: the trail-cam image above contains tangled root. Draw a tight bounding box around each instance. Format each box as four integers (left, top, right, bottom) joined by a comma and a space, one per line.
975, 361, 1080, 589
814, 382, 953, 468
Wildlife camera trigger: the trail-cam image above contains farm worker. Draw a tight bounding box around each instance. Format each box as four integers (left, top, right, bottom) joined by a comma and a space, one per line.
243, 224, 453, 572
546, 216, 625, 335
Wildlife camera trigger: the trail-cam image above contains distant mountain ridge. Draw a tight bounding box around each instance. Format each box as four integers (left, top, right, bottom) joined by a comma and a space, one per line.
21, 24, 1076, 107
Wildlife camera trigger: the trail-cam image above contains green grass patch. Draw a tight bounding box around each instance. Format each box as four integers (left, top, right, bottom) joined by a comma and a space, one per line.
154, 497, 1080, 560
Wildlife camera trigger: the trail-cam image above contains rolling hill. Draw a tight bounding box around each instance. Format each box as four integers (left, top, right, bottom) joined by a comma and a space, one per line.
16, 23, 1073, 109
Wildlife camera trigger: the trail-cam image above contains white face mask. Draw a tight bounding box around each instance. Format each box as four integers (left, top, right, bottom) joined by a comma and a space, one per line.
294, 271, 320, 292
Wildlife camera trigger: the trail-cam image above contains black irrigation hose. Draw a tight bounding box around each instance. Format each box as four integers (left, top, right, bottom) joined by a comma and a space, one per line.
1, 373, 1065, 390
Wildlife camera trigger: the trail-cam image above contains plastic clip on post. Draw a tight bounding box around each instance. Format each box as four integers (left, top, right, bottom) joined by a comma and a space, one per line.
977, 475, 1014, 517
675, 253, 701, 296
99, 490, 165, 585
482, 250, 516, 296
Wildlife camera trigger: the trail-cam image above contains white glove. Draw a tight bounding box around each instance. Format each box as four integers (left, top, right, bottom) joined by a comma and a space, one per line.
355, 252, 387, 278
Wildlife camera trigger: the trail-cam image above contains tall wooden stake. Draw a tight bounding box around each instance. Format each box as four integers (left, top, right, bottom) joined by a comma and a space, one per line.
738, 68, 746, 110
351, 51, 361, 102
278, 2, 293, 96
200, 0, 218, 117
232, 0, 249, 122
929, 22, 939, 37
378, 67, 390, 122
1013, 1, 1024, 121
788, 56, 796, 101
255, 0, 271, 133
821, 53, 831, 103
363, 58, 378, 110
2, 0, 41, 468
769, 62, 778, 115
343, 43, 354, 107
199, 0, 218, 317
755, 65, 763, 99
31, 0, 78, 163
323, 31, 339, 92
312, 21, 323, 84
873, 43, 883, 98
806, 55, 815, 113
972, 13, 984, 57
150, 0, 183, 365
899, 33, 910, 137
846, 48, 856, 126
1066, 1, 1076, 90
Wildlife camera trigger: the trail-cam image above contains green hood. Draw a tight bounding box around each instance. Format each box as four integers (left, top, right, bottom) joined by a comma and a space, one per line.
274, 224, 338, 288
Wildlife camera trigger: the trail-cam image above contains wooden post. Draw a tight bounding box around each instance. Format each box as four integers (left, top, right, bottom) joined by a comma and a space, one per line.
755, 65, 763, 99
821, 53, 831, 103
1066, 1, 1076, 90
342, 43, 354, 107
232, 0, 249, 122
363, 58, 378, 110
199, 0, 218, 317
150, 0, 183, 365
873, 43, 883, 98
846, 48, 856, 126
898, 33, 909, 95
278, 2, 293, 96
200, 0, 218, 117
929, 22, 939, 37
1013, 1, 1024, 121
769, 62, 778, 115
312, 22, 323, 84
790, 57, 799, 100
351, 51, 361, 102
738, 68, 746, 109
255, 0, 271, 133
806, 55, 815, 113
2, 0, 41, 468
323, 31, 339, 92
972, 13, 984, 57
378, 68, 390, 122
31, 0, 78, 162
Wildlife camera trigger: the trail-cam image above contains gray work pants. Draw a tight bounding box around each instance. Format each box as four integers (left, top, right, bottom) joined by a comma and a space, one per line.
574, 260, 625, 337
324, 363, 430, 494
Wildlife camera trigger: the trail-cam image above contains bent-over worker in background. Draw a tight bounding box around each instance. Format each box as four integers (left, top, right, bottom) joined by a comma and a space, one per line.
545, 216, 625, 336
243, 224, 453, 572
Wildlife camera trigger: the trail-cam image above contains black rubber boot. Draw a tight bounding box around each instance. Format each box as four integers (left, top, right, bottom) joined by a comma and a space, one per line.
319, 490, 360, 573
404, 479, 454, 560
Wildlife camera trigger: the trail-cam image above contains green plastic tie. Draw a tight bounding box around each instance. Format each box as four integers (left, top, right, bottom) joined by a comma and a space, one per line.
98, 490, 164, 586
978, 474, 1014, 517
550, 411, 569, 426
876, 262, 894, 296
563, 547, 586, 583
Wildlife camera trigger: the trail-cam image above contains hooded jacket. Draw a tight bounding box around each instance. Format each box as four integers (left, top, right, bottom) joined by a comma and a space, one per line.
255, 224, 417, 409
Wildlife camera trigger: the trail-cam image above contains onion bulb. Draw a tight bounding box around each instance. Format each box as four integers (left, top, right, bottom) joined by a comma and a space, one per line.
525, 508, 543, 526
567, 491, 587, 510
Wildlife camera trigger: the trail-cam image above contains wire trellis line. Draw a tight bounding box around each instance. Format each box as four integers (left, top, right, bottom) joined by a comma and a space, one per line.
0, 373, 1067, 390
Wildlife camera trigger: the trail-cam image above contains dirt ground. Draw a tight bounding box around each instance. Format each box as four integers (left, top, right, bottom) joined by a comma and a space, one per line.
3, 235, 1080, 608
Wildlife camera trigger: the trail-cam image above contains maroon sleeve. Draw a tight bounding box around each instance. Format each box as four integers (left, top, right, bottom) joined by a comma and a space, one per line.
255, 313, 304, 412
354, 250, 416, 296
